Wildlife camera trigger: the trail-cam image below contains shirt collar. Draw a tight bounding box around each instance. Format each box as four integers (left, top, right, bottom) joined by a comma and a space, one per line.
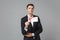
27, 14, 33, 18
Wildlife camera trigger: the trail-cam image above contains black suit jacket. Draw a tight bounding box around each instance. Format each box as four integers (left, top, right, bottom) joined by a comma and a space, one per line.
21, 15, 43, 40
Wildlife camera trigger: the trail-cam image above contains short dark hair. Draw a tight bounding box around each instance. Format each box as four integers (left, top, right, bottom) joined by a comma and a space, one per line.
26, 3, 34, 8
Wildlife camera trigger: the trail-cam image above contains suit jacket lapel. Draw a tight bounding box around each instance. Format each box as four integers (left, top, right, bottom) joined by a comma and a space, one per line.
25, 15, 28, 22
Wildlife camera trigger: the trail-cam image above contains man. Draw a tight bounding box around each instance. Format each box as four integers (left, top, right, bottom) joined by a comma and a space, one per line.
21, 3, 43, 40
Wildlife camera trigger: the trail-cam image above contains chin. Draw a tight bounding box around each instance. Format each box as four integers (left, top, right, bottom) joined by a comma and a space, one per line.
30, 12, 33, 14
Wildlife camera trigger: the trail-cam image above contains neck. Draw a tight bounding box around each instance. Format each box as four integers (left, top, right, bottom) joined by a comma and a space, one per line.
28, 14, 33, 17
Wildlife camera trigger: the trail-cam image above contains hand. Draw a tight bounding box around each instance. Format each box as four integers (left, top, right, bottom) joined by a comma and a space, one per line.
25, 21, 30, 28
24, 33, 32, 37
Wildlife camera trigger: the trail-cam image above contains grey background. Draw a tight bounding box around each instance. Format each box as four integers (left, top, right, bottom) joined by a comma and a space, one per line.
0, 0, 60, 40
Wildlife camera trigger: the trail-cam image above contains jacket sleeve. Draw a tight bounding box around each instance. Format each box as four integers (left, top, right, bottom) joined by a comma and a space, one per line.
34, 16, 43, 36
21, 18, 33, 35
21, 18, 28, 35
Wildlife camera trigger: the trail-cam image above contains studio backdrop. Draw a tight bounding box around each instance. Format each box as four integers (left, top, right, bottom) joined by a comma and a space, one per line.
0, 0, 60, 40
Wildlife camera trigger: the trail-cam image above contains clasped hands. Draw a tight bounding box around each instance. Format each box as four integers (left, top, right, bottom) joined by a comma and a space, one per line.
24, 33, 32, 37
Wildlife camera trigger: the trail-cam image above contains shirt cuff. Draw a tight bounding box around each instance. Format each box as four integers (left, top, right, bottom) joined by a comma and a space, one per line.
32, 33, 35, 36
24, 27, 28, 31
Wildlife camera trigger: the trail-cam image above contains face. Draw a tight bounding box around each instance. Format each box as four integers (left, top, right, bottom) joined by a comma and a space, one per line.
27, 6, 34, 15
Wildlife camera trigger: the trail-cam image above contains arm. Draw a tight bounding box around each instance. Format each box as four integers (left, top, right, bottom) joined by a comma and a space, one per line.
21, 18, 32, 35
21, 18, 28, 35
34, 16, 43, 36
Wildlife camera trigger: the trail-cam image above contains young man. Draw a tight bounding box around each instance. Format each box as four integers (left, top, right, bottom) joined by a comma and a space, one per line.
21, 3, 43, 40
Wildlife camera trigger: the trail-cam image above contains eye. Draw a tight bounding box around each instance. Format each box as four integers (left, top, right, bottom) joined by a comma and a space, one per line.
32, 8, 33, 9
29, 8, 30, 9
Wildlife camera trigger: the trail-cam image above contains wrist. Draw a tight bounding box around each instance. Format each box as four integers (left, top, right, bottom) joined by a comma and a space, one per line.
24, 27, 28, 31
32, 33, 35, 36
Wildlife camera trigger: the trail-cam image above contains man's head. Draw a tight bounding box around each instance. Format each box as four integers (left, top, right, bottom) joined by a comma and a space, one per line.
26, 3, 34, 15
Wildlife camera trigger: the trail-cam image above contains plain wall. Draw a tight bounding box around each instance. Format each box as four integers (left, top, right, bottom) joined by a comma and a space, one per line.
0, 0, 60, 40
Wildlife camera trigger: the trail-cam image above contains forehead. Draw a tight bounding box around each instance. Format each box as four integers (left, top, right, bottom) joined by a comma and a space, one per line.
28, 6, 34, 8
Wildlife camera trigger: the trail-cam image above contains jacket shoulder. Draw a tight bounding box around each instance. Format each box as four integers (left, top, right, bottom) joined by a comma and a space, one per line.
33, 15, 39, 17
21, 15, 27, 20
